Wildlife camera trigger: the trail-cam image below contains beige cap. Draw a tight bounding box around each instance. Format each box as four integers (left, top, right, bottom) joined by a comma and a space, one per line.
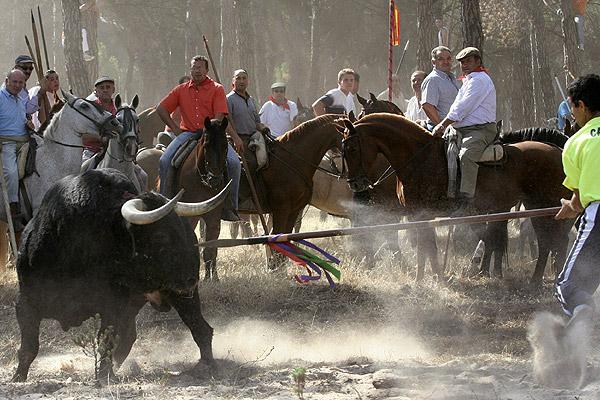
456, 47, 481, 60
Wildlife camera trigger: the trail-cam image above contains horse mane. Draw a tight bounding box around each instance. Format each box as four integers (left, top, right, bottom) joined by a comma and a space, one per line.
356, 113, 431, 141
500, 127, 569, 149
276, 114, 338, 143
41, 103, 66, 138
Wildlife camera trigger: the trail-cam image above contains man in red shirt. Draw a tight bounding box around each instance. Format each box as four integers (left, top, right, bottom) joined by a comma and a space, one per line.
157, 55, 241, 220
84, 76, 117, 160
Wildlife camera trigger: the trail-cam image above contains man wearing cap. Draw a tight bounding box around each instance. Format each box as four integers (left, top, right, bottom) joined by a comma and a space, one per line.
259, 82, 298, 137
432, 47, 497, 202
156, 56, 237, 219
0, 69, 31, 226
226, 69, 270, 216
312, 68, 356, 116
10, 55, 43, 116
83, 76, 117, 160
420, 46, 460, 131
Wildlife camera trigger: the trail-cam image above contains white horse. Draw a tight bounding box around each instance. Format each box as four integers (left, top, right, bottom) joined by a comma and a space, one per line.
82, 94, 147, 193
0, 91, 122, 264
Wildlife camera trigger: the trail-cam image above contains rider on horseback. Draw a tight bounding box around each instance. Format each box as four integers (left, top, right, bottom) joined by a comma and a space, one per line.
432, 47, 497, 205
156, 55, 237, 219
0, 69, 31, 226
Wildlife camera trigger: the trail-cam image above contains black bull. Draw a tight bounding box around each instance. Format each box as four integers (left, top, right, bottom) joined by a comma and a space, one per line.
12, 169, 222, 382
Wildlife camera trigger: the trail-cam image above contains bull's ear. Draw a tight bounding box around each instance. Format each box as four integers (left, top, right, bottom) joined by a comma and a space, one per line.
204, 116, 212, 129
369, 92, 377, 102
131, 94, 139, 110
348, 110, 357, 123
357, 94, 367, 106
296, 97, 303, 109
496, 119, 503, 134
115, 94, 122, 109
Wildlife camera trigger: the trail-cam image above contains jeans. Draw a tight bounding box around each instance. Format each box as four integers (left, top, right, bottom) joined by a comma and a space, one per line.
1, 142, 19, 203
159, 131, 196, 195
159, 131, 241, 211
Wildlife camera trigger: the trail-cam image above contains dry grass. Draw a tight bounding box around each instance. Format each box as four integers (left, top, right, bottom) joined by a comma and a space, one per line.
0, 206, 587, 398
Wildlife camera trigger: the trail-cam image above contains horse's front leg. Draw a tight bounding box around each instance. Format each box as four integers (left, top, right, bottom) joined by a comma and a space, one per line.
201, 213, 222, 281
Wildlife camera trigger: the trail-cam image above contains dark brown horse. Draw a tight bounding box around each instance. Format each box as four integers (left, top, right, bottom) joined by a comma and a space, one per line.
174, 117, 229, 281
341, 113, 573, 283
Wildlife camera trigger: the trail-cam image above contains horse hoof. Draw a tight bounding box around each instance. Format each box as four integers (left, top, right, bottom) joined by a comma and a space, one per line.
11, 372, 27, 383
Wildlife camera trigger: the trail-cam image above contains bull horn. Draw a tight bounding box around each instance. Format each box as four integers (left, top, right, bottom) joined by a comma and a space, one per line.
175, 180, 231, 217
121, 189, 185, 225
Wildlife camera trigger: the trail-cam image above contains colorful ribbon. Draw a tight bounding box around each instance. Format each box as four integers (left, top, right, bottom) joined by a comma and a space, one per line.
267, 236, 341, 288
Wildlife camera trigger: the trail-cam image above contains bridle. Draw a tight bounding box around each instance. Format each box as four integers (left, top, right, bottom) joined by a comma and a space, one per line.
341, 124, 434, 191
106, 105, 139, 163
196, 126, 227, 190
68, 97, 120, 135
44, 97, 120, 149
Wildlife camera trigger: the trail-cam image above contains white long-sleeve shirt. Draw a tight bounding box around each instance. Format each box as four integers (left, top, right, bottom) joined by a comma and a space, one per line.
446, 71, 496, 128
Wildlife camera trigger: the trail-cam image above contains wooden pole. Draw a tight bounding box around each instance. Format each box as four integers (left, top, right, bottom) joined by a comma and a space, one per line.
24, 36, 41, 81
202, 33, 269, 234
38, 6, 51, 70
30, 10, 44, 79
199, 207, 563, 248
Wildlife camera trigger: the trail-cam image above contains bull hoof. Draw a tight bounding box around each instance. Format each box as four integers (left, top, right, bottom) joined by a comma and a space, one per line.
187, 359, 218, 378
11, 371, 27, 382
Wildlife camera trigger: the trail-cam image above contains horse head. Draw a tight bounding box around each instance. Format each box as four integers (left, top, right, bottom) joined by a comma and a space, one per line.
114, 94, 140, 162
358, 92, 404, 118
61, 90, 122, 140
296, 97, 316, 124
199, 116, 229, 190
338, 118, 372, 192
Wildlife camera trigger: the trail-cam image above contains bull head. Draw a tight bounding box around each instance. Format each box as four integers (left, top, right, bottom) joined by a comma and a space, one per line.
121, 181, 231, 225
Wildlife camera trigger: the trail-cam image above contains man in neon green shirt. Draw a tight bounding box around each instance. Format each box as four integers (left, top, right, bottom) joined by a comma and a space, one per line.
555, 74, 600, 325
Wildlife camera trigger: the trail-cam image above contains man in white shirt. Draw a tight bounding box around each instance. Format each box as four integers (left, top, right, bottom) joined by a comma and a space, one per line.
432, 47, 497, 199
259, 82, 298, 137
28, 70, 61, 132
405, 70, 427, 123
312, 68, 356, 116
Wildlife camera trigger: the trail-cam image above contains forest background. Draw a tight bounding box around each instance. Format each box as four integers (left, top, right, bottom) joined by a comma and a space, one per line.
0, 0, 598, 130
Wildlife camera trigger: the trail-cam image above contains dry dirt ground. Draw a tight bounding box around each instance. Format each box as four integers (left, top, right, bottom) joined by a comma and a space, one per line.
0, 208, 598, 399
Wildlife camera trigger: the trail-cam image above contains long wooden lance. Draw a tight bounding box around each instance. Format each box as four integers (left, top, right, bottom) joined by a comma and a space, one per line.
37, 6, 51, 70
199, 206, 563, 248
30, 10, 44, 80
24, 35, 41, 81
201, 34, 269, 234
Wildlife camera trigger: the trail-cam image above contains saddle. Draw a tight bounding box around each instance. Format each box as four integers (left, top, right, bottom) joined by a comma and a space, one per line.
17, 135, 40, 180
444, 125, 506, 198
237, 132, 272, 213
163, 132, 202, 197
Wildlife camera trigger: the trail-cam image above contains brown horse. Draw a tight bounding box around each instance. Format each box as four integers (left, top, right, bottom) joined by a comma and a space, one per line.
241, 114, 344, 238
172, 117, 229, 281
341, 113, 573, 283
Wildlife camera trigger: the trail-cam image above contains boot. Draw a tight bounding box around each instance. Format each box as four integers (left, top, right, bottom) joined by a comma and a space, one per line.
220, 192, 240, 222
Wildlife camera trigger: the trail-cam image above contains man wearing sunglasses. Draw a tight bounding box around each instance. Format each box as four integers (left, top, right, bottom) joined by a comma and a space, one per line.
11, 55, 44, 117
259, 82, 298, 138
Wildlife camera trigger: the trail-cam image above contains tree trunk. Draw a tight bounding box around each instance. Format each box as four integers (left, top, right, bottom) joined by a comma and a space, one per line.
61, 0, 91, 96
560, 0, 582, 84
510, 34, 534, 129
461, 0, 484, 53
529, 6, 555, 121
416, 0, 438, 72
80, 0, 99, 85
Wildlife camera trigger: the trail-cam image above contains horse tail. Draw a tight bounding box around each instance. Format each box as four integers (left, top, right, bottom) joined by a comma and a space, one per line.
499, 127, 569, 149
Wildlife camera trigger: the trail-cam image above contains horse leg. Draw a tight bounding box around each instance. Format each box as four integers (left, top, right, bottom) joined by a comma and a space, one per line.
200, 215, 221, 281
415, 229, 427, 281
0, 223, 8, 270
293, 207, 305, 233
529, 217, 552, 284
229, 221, 240, 239
490, 221, 508, 279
